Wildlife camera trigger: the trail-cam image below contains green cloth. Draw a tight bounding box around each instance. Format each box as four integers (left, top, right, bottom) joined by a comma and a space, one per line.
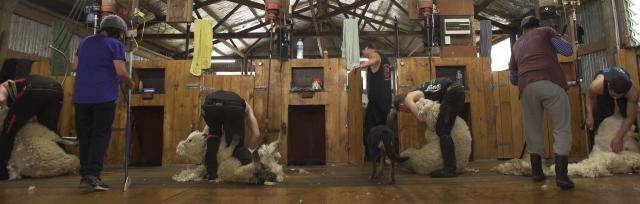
50, 21, 72, 76
341, 19, 360, 71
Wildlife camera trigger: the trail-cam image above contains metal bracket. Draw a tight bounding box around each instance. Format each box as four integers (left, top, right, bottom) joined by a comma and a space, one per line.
254, 85, 267, 90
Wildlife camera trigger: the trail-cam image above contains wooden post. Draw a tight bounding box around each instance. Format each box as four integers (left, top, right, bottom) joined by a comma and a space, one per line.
602, 0, 620, 66
0, 0, 19, 67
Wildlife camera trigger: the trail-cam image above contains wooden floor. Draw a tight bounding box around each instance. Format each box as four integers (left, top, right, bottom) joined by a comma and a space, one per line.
1, 161, 639, 204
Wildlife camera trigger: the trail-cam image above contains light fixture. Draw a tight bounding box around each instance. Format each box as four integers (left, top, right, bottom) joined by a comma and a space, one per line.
211, 59, 236, 64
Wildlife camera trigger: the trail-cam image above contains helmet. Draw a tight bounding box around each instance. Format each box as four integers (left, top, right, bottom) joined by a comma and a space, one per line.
100, 15, 127, 32
520, 16, 540, 29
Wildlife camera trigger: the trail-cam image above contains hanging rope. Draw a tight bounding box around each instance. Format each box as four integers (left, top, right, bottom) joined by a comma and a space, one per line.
49, 0, 88, 86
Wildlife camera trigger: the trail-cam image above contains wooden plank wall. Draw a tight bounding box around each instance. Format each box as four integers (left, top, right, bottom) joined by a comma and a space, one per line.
347, 69, 364, 165
166, 0, 193, 22
252, 59, 285, 158
491, 59, 589, 159
280, 59, 350, 164
618, 49, 640, 133
396, 57, 495, 160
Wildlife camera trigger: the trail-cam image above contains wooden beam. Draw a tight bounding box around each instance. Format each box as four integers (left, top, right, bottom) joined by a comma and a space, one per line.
317, 0, 375, 20
358, 3, 372, 31
194, 0, 222, 9
316, 4, 404, 32
292, 0, 301, 10
194, 9, 203, 19
474, 0, 495, 15
226, 0, 264, 10
475, 15, 516, 31
143, 31, 422, 39
221, 40, 247, 58
309, 0, 324, 56
213, 4, 243, 32
377, 1, 394, 30
390, 0, 408, 15
577, 38, 607, 56
331, 0, 350, 19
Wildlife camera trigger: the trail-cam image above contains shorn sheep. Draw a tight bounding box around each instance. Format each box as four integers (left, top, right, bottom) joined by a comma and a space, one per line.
173, 130, 284, 184
495, 114, 640, 178
0, 107, 79, 180
400, 99, 473, 174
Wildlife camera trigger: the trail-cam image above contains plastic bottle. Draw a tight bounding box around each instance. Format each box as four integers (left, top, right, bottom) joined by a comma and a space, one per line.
456, 70, 463, 85
296, 39, 304, 59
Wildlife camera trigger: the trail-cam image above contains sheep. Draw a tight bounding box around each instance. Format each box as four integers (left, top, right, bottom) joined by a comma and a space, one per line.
0, 107, 79, 180
495, 114, 640, 178
173, 130, 284, 184
400, 99, 473, 174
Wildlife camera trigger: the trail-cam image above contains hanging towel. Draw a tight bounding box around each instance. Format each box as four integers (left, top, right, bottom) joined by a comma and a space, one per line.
341, 19, 360, 71
190, 19, 213, 76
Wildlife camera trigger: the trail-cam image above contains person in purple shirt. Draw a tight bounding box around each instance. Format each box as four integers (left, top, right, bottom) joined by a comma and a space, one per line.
509, 16, 575, 189
72, 15, 134, 191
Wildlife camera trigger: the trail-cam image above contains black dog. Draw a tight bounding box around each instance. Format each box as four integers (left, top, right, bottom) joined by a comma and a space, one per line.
367, 125, 409, 184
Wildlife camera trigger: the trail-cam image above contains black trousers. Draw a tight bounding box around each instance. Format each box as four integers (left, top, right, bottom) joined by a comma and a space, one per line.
202, 91, 252, 178
436, 85, 465, 137
75, 101, 116, 177
0, 88, 63, 179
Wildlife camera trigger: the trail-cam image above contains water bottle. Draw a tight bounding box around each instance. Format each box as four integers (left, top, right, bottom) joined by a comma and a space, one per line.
296, 39, 304, 59
456, 70, 463, 85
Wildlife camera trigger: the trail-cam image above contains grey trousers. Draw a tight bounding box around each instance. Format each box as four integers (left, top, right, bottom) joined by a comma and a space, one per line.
520, 80, 572, 155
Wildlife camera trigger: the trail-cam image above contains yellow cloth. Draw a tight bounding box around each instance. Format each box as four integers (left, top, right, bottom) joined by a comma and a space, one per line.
190, 19, 213, 76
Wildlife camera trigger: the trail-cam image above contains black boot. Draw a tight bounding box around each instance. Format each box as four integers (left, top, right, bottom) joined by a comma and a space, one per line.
430, 135, 457, 178
530, 153, 546, 181
555, 155, 575, 189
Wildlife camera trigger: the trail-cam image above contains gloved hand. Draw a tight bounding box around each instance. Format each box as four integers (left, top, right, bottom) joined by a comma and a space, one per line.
509, 69, 518, 85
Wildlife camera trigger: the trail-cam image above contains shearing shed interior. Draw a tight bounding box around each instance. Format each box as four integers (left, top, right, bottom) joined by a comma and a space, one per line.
0, 0, 640, 203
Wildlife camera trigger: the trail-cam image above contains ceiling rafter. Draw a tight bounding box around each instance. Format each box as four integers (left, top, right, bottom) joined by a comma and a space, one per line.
213, 4, 243, 32
144, 31, 421, 39
316, 0, 375, 20
309, 0, 324, 56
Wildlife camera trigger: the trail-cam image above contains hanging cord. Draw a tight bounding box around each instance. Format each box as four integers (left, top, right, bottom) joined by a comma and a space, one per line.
49, 0, 88, 86
263, 20, 276, 139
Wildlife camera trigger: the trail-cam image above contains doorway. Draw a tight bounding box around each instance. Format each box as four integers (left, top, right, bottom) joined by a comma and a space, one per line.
287, 105, 326, 165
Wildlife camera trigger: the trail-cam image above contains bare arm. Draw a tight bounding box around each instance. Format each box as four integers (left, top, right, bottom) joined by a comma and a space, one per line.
585, 76, 603, 129
245, 102, 260, 149
72, 56, 78, 72
355, 53, 381, 70
612, 86, 639, 153
114, 60, 134, 87
405, 90, 425, 122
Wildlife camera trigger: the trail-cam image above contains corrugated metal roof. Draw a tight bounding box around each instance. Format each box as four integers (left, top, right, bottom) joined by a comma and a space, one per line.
27, 0, 541, 58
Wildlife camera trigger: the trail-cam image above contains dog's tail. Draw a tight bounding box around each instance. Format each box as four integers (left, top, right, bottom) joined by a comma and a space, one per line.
374, 126, 410, 163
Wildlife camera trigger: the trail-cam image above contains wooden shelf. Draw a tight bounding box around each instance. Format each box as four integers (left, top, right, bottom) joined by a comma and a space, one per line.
131, 93, 165, 107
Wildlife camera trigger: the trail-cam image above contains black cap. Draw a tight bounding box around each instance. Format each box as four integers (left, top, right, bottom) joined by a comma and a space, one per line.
521, 16, 540, 29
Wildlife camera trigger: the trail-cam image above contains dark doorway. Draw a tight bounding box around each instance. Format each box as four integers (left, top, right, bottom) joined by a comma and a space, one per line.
288, 105, 326, 165
131, 107, 164, 166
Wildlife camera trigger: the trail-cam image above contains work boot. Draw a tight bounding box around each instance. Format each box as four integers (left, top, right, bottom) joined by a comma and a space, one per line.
555, 155, 575, 190
530, 153, 546, 181
430, 135, 457, 178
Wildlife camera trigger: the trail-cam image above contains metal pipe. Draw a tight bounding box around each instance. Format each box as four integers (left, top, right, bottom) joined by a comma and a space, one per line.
611, 0, 620, 51
185, 23, 190, 59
